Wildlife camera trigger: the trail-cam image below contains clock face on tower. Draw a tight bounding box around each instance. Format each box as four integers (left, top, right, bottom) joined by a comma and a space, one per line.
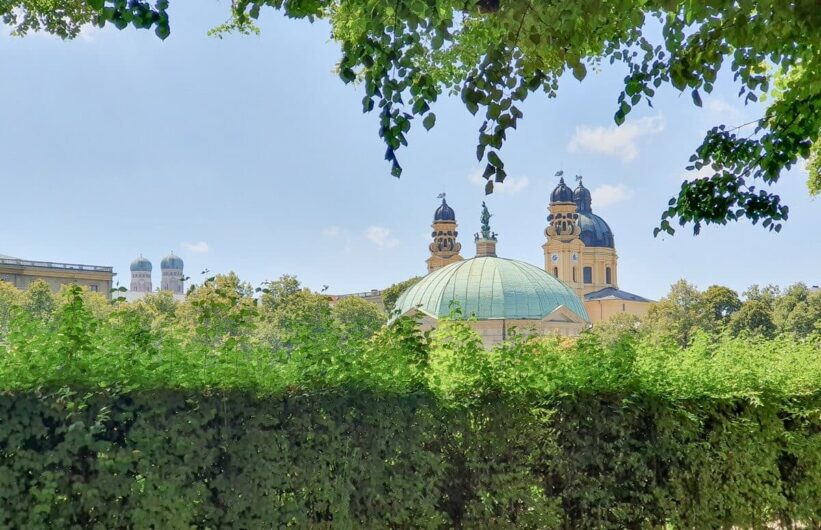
571, 252, 578, 262
551, 253, 559, 264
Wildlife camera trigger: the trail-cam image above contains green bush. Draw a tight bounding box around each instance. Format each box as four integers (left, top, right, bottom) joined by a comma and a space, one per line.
0, 285, 819, 528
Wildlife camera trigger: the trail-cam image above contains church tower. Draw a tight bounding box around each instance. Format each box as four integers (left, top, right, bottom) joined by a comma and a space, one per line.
160, 252, 185, 294
129, 255, 153, 293
543, 176, 618, 297
426, 194, 464, 272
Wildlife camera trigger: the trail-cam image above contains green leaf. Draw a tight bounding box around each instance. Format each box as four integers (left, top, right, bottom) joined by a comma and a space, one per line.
423, 113, 436, 131
154, 23, 170, 40
691, 89, 702, 107
571, 62, 587, 82
487, 151, 503, 168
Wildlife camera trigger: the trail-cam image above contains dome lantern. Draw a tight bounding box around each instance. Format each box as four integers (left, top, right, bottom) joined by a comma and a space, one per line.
550, 177, 574, 203
161, 252, 184, 270
433, 194, 456, 222
573, 175, 592, 212
130, 254, 152, 272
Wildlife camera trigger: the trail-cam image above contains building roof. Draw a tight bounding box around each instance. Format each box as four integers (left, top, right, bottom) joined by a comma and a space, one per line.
130, 255, 152, 272
550, 177, 574, 203
394, 256, 589, 321
584, 287, 653, 303
0, 253, 19, 260
0, 255, 112, 273
160, 253, 184, 270
434, 197, 456, 222
573, 179, 592, 212
577, 211, 615, 248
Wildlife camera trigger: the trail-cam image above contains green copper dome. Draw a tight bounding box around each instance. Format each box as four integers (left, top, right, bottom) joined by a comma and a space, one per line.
394, 257, 589, 321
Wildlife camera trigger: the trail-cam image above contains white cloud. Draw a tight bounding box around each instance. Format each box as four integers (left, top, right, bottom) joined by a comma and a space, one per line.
677, 164, 718, 182
591, 184, 634, 208
567, 116, 664, 162
323, 226, 342, 238
705, 98, 743, 120
182, 241, 209, 253
468, 169, 530, 195
365, 226, 398, 248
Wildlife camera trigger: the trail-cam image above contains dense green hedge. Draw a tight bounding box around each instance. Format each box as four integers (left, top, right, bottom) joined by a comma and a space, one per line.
0, 287, 819, 528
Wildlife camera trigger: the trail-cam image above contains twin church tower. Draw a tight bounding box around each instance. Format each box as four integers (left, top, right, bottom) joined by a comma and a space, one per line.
424, 176, 649, 322
129, 253, 185, 295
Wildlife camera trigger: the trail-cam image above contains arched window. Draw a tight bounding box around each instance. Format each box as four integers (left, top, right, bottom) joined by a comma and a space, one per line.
572, 267, 577, 282
606, 267, 612, 285
553, 267, 558, 277
583, 267, 592, 284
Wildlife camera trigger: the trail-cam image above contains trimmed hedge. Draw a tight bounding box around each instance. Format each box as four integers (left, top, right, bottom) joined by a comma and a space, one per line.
2, 390, 819, 529
0, 289, 819, 528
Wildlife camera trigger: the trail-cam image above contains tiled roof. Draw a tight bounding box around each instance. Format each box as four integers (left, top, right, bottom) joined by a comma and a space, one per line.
584, 287, 653, 302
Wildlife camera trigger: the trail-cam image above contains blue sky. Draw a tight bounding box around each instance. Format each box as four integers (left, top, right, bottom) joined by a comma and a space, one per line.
0, 3, 817, 299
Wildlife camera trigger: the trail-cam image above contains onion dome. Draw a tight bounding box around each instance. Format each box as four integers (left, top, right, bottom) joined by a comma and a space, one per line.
550, 177, 574, 203
573, 178, 592, 212
434, 197, 456, 222
160, 252, 184, 270
577, 212, 615, 248
393, 256, 588, 321
130, 255, 152, 272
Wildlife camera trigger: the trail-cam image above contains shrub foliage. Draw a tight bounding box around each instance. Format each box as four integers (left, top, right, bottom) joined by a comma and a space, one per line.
0, 282, 819, 528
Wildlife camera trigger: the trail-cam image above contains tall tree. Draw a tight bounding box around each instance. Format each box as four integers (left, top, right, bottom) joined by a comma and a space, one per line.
727, 299, 777, 338
643, 279, 708, 347
700, 285, 741, 333
772, 283, 821, 338
23, 279, 55, 322
331, 296, 386, 341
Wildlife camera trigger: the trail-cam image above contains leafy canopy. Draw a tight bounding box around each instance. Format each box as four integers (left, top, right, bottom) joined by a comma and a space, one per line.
4, 0, 820, 235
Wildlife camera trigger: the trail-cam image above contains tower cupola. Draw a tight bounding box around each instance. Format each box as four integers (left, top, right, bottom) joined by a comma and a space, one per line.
434, 197, 456, 221
573, 176, 592, 212
427, 194, 464, 273
130, 255, 152, 273
550, 177, 574, 203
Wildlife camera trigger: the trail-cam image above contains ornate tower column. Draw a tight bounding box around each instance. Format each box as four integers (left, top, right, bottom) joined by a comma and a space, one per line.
129, 255, 153, 293
160, 252, 185, 295
543, 176, 584, 292
426, 194, 464, 272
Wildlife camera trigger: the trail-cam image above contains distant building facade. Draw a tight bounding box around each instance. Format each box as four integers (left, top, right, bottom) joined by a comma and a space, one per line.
0, 253, 114, 299
543, 176, 652, 323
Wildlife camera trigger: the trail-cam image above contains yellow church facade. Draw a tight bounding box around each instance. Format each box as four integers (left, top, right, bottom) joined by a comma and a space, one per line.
542, 176, 652, 324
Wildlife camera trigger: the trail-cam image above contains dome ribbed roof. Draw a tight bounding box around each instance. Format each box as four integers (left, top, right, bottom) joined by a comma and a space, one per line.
550, 177, 574, 203
130, 255, 152, 272
578, 212, 615, 248
434, 198, 456, 221
394, 257, 588, 321
161, 253, 184, 270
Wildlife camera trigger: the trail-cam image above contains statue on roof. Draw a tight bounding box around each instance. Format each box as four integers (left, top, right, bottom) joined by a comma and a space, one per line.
479, 201, 495, 240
